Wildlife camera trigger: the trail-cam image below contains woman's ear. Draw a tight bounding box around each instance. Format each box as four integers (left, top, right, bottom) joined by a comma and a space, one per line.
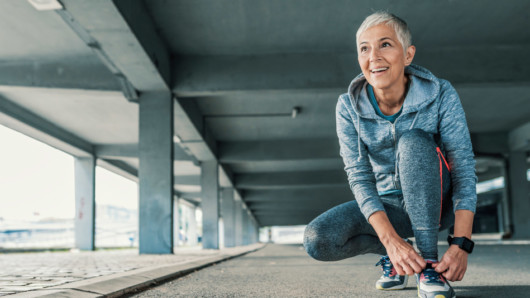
405, 45, 416, 66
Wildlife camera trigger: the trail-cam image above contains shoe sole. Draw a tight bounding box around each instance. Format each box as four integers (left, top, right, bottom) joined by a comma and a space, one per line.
415, 274, 456, 298
375, 275, 409, 290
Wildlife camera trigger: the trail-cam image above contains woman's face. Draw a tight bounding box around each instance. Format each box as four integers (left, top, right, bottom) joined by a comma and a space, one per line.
357, 24, 415, 91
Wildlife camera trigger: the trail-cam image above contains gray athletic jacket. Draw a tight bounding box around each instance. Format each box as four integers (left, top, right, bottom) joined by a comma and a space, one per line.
336, 64, 477, 221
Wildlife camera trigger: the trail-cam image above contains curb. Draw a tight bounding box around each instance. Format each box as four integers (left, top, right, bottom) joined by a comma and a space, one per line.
10, 243, 266, 298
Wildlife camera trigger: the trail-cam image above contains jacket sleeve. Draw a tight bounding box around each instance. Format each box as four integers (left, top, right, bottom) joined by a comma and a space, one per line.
336, 94, 385, 221
437, 80, 477, 213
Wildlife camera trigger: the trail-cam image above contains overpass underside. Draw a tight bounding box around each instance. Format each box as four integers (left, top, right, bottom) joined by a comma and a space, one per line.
0, 1, 528, 253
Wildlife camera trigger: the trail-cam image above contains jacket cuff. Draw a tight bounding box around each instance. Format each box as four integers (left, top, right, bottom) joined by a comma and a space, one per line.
453, 201, 476, 214
359, 198, 386, 222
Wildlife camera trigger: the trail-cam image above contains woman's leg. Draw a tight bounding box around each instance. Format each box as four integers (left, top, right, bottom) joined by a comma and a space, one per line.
303, 197, 415, 261
397, 129, 454, 261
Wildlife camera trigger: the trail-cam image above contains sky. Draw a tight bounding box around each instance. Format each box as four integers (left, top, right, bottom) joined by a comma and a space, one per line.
0, 124, 137, 221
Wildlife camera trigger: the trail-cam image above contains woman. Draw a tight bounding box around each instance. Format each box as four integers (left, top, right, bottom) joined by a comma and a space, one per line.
303, 12, 476, 298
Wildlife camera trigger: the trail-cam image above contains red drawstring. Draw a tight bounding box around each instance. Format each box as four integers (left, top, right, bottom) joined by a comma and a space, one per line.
435, 147, 450, 227
436, 147, 451, 172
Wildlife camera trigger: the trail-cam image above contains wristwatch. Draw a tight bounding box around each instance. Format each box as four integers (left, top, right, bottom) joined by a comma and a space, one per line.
447, 235, 474, 254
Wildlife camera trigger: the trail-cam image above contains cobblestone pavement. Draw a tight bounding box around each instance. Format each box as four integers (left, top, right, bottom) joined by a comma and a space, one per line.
0, 247, 223, 296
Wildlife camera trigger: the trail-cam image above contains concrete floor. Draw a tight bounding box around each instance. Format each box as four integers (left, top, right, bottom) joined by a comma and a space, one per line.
128, 243, 530, 297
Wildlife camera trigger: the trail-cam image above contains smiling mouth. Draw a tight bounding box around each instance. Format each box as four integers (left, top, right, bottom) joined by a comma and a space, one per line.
371, 67, 389, 73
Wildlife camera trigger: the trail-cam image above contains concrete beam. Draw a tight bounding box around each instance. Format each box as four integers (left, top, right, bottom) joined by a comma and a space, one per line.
471, 132, 509, 155
247, 200, 348, 212
95, 144, 138, 158
0, 60, 120, 91
255, 214, 320, 226
94, 143, 193, 161
509, 122, 530, 152
219, 139, 340, 163
97, 159, 138, 182
244, 187, 352, 203
173, 48, 530, 97
174, 175, 201, 186
235, 170, 346, 190
60, 0, 170, 91
0, 95, 93, 157
477, 166, 503, 183
174, 98, 217, 161
178, 192, 202, 199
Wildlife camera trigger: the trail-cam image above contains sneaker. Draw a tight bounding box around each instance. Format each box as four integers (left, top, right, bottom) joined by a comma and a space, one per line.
375, 255, 409, 290
416, 261, 456, 298
374, 238, 413, 291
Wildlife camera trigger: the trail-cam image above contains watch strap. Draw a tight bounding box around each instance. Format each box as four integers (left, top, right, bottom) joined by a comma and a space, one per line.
447, 235, 474, 254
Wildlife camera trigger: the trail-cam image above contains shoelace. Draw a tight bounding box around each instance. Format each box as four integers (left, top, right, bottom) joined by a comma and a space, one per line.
375, 255, 393, 277
422, 263, 443, 283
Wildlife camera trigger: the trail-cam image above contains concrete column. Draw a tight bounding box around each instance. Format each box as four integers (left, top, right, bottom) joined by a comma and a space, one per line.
242, 208, 249, 245
249, 217, 255, 244
497, 200, 505, 234
234, 199, 243, 246
221, 188, 236, 247
74, 156, 95, 250
173, 197, 180, 248
500, 163, 513, 237
139, 91, 174, 254
188, 205, 198, 246
507, 152, 530, 238
201, 160, 219, 249
253, 218, 259, 243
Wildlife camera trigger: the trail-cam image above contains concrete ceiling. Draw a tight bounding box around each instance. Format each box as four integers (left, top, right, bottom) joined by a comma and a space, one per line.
0, 0, 528, 226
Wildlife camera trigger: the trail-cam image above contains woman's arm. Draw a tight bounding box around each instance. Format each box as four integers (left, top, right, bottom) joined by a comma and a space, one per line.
336, 95, 384, 220
437, 80, 477, 214
435, 80, 477, 281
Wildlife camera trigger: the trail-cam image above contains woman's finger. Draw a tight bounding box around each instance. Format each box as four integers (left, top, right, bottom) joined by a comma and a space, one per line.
434, 262, 446, 273
409, 260, 423, 274
394, 263, 405, 276
443, 267, 456, 281
401, 263, 414, 276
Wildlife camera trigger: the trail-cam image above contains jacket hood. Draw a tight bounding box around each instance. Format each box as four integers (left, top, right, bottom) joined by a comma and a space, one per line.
347, 64, 440, 119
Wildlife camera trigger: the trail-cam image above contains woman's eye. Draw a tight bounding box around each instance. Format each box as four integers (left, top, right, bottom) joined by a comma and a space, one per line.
360, 46, 367, 52
382, 42, 391, 47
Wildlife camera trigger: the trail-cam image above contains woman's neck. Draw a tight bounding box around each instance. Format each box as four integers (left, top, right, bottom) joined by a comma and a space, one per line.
372, 76, 409, 116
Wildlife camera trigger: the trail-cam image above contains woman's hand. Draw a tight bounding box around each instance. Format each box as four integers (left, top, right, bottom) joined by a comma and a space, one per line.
433, 245, 468, 281
385, 237, 426, 275
434, 210, 473, 281
368, 211, 426, 275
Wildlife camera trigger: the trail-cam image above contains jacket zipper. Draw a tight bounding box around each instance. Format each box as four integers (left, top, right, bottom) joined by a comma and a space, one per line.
390, 121, 399, 190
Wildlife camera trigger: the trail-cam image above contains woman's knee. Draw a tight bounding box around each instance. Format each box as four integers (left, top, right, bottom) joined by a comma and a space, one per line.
303, 223, 332, 261
397, 129, 434, 152
397, 129, 437, 163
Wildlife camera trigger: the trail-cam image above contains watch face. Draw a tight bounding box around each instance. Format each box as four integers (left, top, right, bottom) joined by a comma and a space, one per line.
464, 240, 474, 253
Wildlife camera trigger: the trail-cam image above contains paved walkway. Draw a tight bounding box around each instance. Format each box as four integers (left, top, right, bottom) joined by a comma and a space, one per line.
130, 243, 530, 297
0, 244, 264, 297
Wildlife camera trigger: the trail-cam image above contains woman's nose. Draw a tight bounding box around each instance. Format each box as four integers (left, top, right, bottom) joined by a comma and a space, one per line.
369, 47, 381, 61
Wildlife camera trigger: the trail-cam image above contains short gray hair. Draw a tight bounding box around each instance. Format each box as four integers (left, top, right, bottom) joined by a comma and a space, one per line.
356, 11, 412, 51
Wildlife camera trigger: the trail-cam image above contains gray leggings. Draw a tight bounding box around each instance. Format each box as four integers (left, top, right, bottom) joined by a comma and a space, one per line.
303, 129, 454, 261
